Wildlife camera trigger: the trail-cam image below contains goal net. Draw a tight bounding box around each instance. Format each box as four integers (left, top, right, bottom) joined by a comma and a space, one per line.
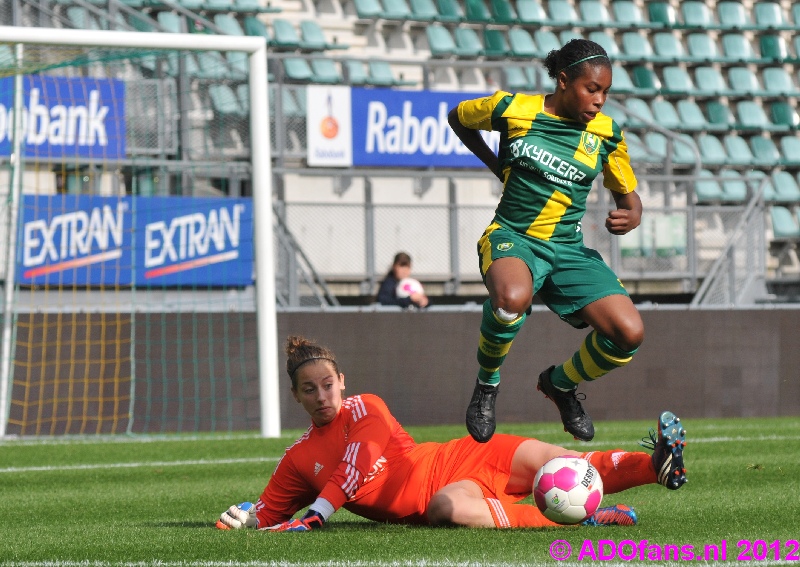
0, 26, 279, 437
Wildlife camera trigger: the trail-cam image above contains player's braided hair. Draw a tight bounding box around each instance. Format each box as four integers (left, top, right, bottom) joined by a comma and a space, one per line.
285, 335, 339, 387
543, 39, 610, 82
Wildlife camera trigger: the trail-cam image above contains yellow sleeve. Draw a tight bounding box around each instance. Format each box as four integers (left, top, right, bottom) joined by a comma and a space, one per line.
457, 90, 512, 131
603, 133, 638, 194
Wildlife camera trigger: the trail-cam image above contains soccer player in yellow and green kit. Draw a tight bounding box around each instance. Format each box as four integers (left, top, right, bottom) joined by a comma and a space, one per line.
449, 39, 645, 444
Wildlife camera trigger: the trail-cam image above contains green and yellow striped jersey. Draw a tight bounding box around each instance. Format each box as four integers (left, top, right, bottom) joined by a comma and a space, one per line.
458, 91, 638, 244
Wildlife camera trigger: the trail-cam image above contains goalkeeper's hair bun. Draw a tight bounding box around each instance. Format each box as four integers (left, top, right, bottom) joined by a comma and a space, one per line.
285, 335, 339, 387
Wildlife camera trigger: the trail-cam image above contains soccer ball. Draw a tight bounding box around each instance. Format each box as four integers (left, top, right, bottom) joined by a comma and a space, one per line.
533, 456, 604, 525
396, 277, 424, 298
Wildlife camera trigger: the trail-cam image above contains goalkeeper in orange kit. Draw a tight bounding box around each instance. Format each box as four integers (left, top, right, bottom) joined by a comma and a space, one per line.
217, 336, 686, 532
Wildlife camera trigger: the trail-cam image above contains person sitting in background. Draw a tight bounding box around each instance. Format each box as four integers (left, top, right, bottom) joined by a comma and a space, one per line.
376, 252, 429, 308
216, 335, 687, 532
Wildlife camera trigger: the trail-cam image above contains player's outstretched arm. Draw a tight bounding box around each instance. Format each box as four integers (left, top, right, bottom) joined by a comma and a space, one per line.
216, 502, 259, 530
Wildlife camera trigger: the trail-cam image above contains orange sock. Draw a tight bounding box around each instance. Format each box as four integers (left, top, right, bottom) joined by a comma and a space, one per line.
485, 498, 559, 528
581, 450, 657, 494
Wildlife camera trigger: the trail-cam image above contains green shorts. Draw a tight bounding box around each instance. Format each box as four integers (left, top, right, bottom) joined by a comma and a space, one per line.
477, 224, 629, 328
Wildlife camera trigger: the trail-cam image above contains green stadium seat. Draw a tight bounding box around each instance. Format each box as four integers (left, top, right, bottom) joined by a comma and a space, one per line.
780, 136, 800, 166
118, 0, 146, 7
728, 67, 768, 97
483, 29, 511, 58
232, 0, 282, 13
695, 169, 724, 202
408, 0, 439, 20
673, 134, 700, 165
611, 63, 637, 94
454, 27, 484, 57
436, 0, 465, 22
706, 100, 736, 130
517, 0, 547, 24
214, 14, 245, 35
677, 100, 712, 131
301, 21, 348, 51
695, 67, 733, 96
310, 59, 342, 83
547, 0, 579, 26
175, 0, 205, 10
490, 0, 519, 24
505, 66, 533, 90
243, 16, 270, 39
267, 85, 303, 118
662, 66, 697, 95
698, 134, 728, 165
723, 134, 755, 165
652, 33, 687, 62
611, 0, 658, 29
647, 2, 679, 28
624, 97, 654, 127
753, 2, 792, 30
719, 168, 748, 201
533, 30, 560, 56
630, 65, 661, 94
382, 0, 413, 19
751, 136, 782, 166
508, 28, 538, 58
769, 206, 800, 238
686, 33, 720, 62
721, 33, 760, 63
588, 31, 620, 59
271, 19, 302, 50
209, 84, 247, 117
643, 131, 668, 160
344, 60, 369, 85
771, 101, 800, 130
354, 0, 386, 18
66, 6, 101, 30
769, 171, 800, 203
196, 52, 235, 80
716, 1, 754, 30
530, 66, 555, 90
559, 30, 583, 45
762, 68, 800, 97
579, 0, 612, 28
680, 1, 715, 29
793, 5, 800, 30
650, 99, 681, 130
165, 52, 200, 77
283, 57, 314, 82
621, 132, 652, 162
156, 11, 183, 33
602, 103, 627, 127
368, 60, 416, 86
621, 32, 654, 61
736, 101, 779, 131
205, 0, 233, 11
426, 25, 458, 57
760, 35, 790, 62
464, 0, 493, 22
226, 51, 249, 77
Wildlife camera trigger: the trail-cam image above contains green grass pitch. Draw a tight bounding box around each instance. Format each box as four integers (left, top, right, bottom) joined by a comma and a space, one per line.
1, 416, 799, 566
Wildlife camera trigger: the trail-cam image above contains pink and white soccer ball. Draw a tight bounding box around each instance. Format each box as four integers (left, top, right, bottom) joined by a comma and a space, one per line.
396, 277, 424, 298
533, 456, 604, 524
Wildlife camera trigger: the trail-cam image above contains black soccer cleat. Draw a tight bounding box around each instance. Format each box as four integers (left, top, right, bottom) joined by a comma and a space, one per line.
537, 366, 595, 442
466, 380, 499, 443
640, 410, 687, 490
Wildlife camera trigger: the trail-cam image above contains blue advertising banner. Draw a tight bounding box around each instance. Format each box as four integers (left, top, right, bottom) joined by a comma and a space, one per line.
350, 88, 497, 168
0, 75, 126, 159
18, 196, 253, 287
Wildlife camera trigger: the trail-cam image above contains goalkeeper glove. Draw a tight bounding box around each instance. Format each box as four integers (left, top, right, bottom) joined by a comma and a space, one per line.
269, 509, 325, 532
216, 502, 258, 530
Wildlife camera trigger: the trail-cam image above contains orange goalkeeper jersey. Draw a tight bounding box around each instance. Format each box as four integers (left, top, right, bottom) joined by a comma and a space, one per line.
255, 394, 528, 527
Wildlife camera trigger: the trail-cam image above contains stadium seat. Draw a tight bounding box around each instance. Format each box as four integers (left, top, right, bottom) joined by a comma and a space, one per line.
647, 2, 679, 28
588, 31, 621, 59
196, 52, 236, 80
769, 171, 800, 203
698, 133, 728, 165
175, 0, 205, 10
723, 134, 756, 165
759, 35, 790, 62
662, 66, 697, 95
611, 63, 637, 94
426, 25, 459, 57
464, 0, 492, 22
243, 16, 270, 40
721, 33, 759, 63
454, 27, 484, 57
793, 5, 800, 32
793, 37, 800, 64
719, 168, 748, 201
762, 68, 800, 97
436, 0, 465, 22
751, 136, 782, 165
483, 29, 511, 58
559, 30, 583, 45
736, 101, 779, 131
643, 131, 668, 160
301, 21, 348, 51
353, 0, 386, 18
344, 60, 369, 85
579, 0, 612, 28
283, 58, 314, 82
695, 169, 724, 202
214, 14, 245, 35
652, 33, 687, 62
780, 136, 800, 166
621, 32, 654, 61
310, 59, 342, 83
408, 0, 439, 20
611, 0, 657, 29
491, 0, 519, 24
677, 100, 713, 131
156, 11, 183, 33
630, 65, 660, 94
530, 66, 555, 90
680, 1, 715, 29
603, 102, 627, 127
673, 134, 700, 165
516, 0, 547, 24
508, 28, 538, 58
728, 67, 767, 97
769, 206, 800, 238
753, 2, 792, 30
706, 100, 737, 130
624, 97, 654, 127
382, 0, 413, 19
650, 99, 681, 130
716, 1, 754, 30
271, 19, 302, 50
205, 0, 234, 11
695, 66, 733, 96
66, 6, 102, 30
686, 33, 721, 62
209, 84, 247, 117
505, 66, 533, 90
547, 0, 579, 26
232, 0, 281, 13
623, 132, 656, 162
533, 30, 560, 56
368, 60, 416, 86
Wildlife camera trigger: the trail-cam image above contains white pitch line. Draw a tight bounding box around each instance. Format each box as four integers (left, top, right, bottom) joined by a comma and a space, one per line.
0, 456, 279, 474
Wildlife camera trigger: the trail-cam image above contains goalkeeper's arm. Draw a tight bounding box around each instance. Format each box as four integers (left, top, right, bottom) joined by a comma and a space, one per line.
217, 498, 335, 531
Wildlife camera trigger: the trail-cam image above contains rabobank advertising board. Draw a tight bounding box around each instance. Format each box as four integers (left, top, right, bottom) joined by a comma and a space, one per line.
0, 75, 125, 159
19, 196, 253, 287
306, 87, 498, 168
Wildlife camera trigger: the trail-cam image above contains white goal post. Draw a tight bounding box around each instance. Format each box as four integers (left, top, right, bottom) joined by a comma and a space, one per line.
0, 25, 280, 438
